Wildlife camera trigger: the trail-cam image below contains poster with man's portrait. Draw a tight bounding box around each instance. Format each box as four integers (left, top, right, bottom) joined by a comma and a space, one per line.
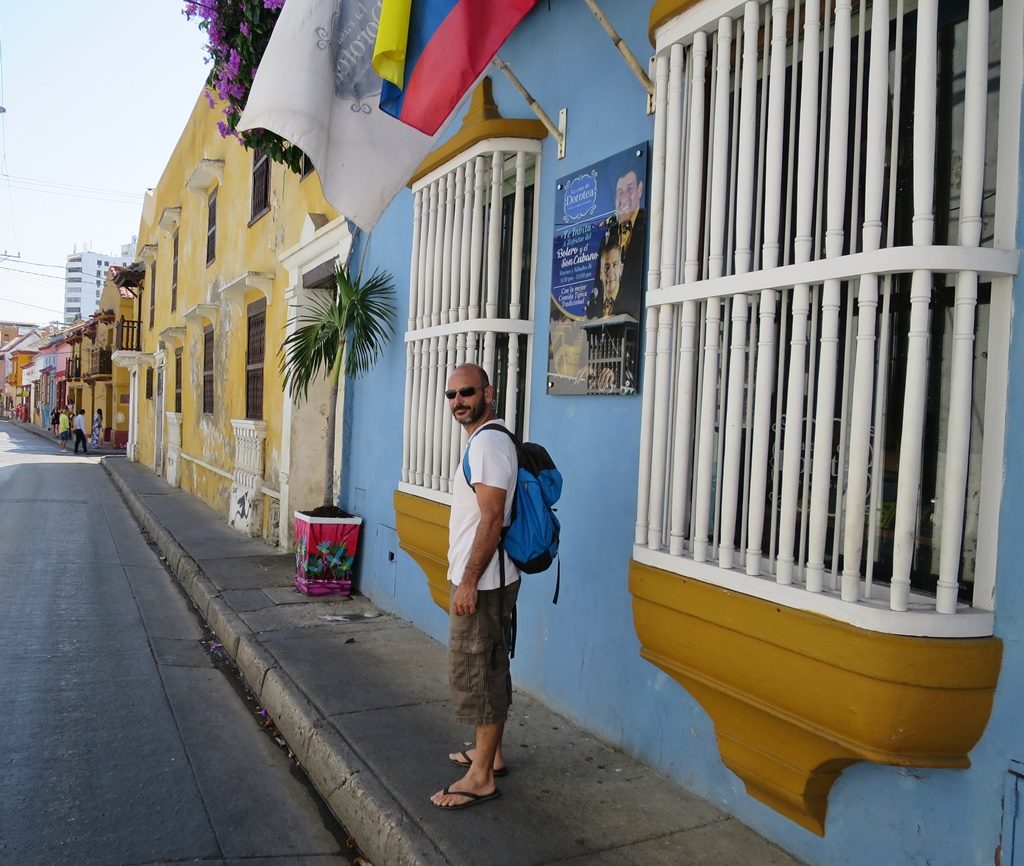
547, 144, 648, 396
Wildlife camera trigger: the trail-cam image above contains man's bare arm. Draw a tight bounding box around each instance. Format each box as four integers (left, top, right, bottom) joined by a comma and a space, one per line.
452, 482, 507, 616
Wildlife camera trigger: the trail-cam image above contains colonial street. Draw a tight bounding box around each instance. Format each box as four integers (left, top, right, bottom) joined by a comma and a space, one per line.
0, 419, 807, 866
0, 421, 354, 866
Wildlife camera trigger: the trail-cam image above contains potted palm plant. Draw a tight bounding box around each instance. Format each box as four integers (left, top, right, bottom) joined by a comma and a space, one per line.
280, 257, 396, 596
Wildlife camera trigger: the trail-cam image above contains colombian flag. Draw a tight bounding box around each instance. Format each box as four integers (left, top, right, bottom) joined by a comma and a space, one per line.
373, 0, 537, 135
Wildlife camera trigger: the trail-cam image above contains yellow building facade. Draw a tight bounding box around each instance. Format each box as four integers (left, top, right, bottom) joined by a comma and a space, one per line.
60, 282, 136, 447
120, 91, 348, 546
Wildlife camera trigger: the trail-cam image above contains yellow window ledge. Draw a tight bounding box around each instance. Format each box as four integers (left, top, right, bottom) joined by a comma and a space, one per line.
629, 559, 1002, 835
394, 490, 451, 611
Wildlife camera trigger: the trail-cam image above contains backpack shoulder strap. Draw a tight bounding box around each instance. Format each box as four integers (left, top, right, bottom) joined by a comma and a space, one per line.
462, 422, 517, 485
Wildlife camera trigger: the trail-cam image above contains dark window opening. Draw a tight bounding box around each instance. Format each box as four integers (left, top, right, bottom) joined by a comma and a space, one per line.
202, 326, 215, 415
251, 150, 270, 222
206, 189, 217, 266
482, 176, 535, 439
171, 229, 179, 312
148, 263, 156, 329
246, 298, 266, 420
174, 348, 183, 414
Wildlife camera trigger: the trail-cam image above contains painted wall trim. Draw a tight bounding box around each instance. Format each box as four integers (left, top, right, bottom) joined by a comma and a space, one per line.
648, 0, 705, 44
181, 451, 233, 480
408, 77, 547, 187
629, 558, 1003, 835
634, 547, 995, 638
394, 489, 450, 611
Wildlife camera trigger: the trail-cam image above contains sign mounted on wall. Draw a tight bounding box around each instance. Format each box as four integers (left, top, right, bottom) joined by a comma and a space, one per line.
547, 143, 648, 396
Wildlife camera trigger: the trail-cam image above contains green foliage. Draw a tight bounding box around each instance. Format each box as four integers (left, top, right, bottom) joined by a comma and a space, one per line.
185, 0, 305, 173
280, 263, 398, 401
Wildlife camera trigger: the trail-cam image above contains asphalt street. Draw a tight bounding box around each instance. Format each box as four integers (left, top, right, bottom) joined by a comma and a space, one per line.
0, 421, 355, 866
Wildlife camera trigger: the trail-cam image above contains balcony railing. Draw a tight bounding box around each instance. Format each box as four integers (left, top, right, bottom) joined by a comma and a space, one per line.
85, 347, 112, 378
115, 317, 142, 352
635, 0, 1017, 637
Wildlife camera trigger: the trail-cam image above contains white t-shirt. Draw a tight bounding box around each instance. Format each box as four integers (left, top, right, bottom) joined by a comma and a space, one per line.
447, 421, 520, 591
73, 414, 86, 432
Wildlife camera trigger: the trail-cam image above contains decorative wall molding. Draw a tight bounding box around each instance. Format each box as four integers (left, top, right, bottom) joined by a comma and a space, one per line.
221, 271, 275, 308
165, 412, 184, 488
158, 327, 186, 349
158, 207, 182, 234
629, 559, 1002, 835
186, 159, 225, 195
182, 303, 220, 330
228, 419, 268, 537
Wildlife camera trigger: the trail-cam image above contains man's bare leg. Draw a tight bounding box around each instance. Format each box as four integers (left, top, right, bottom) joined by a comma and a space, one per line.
432, 722, 503, 806
447, 740, 506, 773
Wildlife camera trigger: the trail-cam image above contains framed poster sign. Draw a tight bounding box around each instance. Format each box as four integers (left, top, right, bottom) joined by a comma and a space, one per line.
547, 143, 648, 396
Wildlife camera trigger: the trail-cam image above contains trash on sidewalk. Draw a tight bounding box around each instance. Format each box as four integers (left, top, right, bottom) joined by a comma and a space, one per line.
318, 613, 381, 623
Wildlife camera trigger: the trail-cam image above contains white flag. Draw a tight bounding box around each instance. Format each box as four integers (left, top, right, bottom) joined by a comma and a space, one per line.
239, 0, 439, 231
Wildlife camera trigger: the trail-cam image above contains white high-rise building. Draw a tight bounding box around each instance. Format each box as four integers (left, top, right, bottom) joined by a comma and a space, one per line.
63, 239, 135, 322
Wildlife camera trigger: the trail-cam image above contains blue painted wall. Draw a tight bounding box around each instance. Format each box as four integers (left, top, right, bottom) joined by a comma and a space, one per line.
335, 2, 1024, 864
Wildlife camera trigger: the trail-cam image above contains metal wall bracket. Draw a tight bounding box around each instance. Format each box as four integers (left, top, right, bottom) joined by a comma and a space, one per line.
647, 57, 656, 115
494, 56, 567, 158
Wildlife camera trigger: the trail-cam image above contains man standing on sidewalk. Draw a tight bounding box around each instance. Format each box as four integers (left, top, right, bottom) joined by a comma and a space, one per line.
430, 363, 519, 811
57, 408, 71, 451
72, 408, 89, 454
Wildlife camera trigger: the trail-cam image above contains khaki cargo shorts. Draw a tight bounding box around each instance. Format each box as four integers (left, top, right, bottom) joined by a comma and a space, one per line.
448, 580, 520, 726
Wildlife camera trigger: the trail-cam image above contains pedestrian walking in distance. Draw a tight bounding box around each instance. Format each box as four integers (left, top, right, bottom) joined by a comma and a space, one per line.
50, 407, 59, 435
430, 363, 519, 811
72, 409, 89, 454
91, 408, 103, 449
57, 408, 71, 451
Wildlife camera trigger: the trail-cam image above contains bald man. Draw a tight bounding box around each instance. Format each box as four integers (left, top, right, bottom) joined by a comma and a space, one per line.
431, 363, 520, 811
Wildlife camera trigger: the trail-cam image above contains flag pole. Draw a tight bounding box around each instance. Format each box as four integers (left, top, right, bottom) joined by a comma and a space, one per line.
493, 57, 567, 159
582, 0, 655, 99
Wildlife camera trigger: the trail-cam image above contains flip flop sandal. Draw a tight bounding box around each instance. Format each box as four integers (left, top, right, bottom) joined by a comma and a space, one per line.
450, 750, 509, 777
433, 785, 501, 810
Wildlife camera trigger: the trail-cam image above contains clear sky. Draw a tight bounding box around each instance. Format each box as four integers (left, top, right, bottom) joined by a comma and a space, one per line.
0, 1, 210, 325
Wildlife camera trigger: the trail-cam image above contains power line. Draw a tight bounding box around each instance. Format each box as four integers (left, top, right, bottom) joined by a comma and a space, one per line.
0, 264, 67, 280
0, 295, 63, 315
1, 180, 143, 206
7, 258, 64, 269
2, 173, 143, 199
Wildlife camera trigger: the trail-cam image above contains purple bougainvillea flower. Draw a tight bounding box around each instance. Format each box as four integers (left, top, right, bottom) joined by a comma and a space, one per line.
184, 0, 300, 169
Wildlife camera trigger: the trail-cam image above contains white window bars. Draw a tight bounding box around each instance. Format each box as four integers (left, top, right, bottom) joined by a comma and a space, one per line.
401, 141, 541, 502
636, 0, 1020, 636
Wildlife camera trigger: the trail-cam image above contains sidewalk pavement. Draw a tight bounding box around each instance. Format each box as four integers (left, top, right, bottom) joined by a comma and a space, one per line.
13, 418, 127, 456
86, 450, 805, 866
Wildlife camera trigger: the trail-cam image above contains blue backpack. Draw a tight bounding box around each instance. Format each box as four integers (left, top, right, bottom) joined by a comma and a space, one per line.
463, 422, 562, 605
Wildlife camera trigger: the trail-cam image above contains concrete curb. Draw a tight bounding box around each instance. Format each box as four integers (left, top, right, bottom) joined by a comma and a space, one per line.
101, 458, 448, 866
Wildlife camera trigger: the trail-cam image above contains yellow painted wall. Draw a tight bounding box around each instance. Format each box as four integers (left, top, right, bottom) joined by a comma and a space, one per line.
12, 352, 32, 386
99, 277, 141, 442
133, 90, 337, 540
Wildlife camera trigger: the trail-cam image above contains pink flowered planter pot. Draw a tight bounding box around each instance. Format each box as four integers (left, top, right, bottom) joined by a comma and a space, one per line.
293, 511, 362, 597
294, 574, 353, 596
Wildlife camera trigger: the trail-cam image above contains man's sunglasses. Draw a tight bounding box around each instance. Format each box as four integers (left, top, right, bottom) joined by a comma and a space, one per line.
445, 386, 479, 400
